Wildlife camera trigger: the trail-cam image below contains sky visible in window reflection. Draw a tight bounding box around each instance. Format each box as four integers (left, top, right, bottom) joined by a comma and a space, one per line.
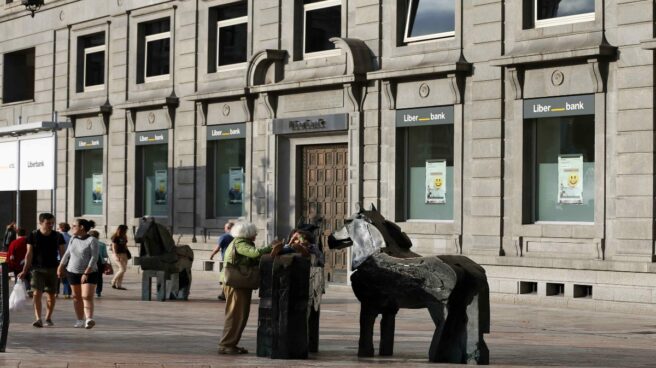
407, 0, 455, 38
537, 0, 594, 19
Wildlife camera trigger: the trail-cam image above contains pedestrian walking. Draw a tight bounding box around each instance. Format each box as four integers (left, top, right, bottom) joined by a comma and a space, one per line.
17, 213, 66, 328
3, 221, 17, 252
57, 218, 99, 329
7, 227, 31, 294
218, 221, 275, 355
110, 224, 129, 290
58, 222, 72, 299
88, 230, 109, 297
209, 221, 234, 300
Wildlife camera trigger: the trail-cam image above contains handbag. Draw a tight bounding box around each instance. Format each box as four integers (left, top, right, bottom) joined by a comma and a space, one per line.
223, 244, 260, 289
103, 263, 114, 275
125, 248, 132, 260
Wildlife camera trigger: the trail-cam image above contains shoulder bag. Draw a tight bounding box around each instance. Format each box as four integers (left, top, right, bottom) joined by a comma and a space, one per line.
223, 243, 260, 289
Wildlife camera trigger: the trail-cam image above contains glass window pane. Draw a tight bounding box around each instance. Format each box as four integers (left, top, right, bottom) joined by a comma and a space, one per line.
141, 144, 168, 217
146, 38, 170, 77
218, 2, 246, 21
213, 139, 246, 218
218, 22, 247, 65
83, 33, 104, 48
407, 0, 455, 39
144, 19, 170, 36
402, 124, 454, 220
80, 149, 103, 216
536, 0, 594, 20
85, 51, 104, 87
305, 5, 341, 53
534, 116, 595, 222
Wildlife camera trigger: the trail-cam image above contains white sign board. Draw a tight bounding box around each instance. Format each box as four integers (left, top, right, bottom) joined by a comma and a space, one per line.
0, 141, 18, 191
19, 136, 55, 190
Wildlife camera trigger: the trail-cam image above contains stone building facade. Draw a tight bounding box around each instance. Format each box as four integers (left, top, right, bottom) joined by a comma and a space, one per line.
1, 0, 655, 308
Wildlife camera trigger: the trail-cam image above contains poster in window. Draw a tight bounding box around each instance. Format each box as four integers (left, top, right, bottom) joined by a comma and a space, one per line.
425, 159, 446, 204
92, 173, 103, 203
154, 169, 168, 205
228, 167, 244, 204
558, 154, 583, 204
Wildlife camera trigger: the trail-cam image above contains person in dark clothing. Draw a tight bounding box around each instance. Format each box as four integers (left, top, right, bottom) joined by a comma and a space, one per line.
210, 221, 235, 300
7, 227, 30, 293
18, 213, 66, 328
3, 221, 17, 252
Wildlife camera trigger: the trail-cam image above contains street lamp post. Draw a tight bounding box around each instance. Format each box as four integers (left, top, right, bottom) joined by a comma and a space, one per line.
21, 0, 44, 18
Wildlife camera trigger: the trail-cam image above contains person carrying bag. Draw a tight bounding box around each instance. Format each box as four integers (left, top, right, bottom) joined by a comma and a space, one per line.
218, 221, 278, 355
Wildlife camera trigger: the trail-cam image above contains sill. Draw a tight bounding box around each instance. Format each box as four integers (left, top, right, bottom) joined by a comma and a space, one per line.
216, 63, 247, 73
303, 49, 341, 60
2, 98, 35, 106
533, 221, 594, 226
535, 13, 595, 29
144, 74, 170, 83
404, 31, 455, 44
403, 219, 454, 223
83, 85, 105, 93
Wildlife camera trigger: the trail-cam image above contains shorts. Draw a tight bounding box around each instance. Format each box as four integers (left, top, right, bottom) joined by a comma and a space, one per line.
67, 271, 100, 285
31, 268, 58, 293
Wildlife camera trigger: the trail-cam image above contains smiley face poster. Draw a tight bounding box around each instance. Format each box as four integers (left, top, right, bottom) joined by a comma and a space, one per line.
558, 154, 583, 204
425, 159, 446, 204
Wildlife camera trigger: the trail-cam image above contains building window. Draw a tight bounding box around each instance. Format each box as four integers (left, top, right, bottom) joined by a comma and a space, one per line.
138, 18, 170, 83
404, 0, 455, 43
136, 142, 168, 217
534, 0, 594, 28
2, 48, 35, 104
77, 32, 105, 92
214, 2, 247, 70
75, 148, 103, 216
207, 137, 246, 218
303, 0, 341, 56
396, 123, 454, 221
524, 115, 595, 223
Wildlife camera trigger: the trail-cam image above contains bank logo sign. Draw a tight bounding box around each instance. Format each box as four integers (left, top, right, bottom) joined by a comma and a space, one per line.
524, 94, 594, 118
207, 123, 246, 141
395, 106, 454, 128
75, 136, 103, 150
0, 137, 56, 191
272, 114, 348, 135
136, 130, 169, 146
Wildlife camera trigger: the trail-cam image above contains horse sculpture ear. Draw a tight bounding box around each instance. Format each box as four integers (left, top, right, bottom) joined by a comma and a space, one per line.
369, 203, 377, 212
355, 203, 362, 213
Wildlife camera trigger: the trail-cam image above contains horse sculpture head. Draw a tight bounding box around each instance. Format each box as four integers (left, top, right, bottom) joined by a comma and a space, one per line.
329, 204, 420, 269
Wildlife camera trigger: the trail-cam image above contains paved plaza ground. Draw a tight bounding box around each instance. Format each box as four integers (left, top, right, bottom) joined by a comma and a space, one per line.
0, 271, 655, 368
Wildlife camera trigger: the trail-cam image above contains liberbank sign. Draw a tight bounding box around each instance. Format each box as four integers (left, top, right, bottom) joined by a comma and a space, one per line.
395, 106, 454, 127
0, 136, 55, 191
524, 94, 594, 119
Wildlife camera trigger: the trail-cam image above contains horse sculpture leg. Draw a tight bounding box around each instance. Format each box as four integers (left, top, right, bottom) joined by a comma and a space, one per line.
379, 308, 398, 356
427, 303, 448, 363
358, 304, 377, 357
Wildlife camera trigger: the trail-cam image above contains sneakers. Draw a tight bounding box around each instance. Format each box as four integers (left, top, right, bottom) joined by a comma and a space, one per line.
111, 285, 117, 289
85, 318, 95, 329
116, 286, 127, 290
218, 346, 248, 355
45, 319, 54, 327
32, 319, 43, 328
73, 320, 85, 328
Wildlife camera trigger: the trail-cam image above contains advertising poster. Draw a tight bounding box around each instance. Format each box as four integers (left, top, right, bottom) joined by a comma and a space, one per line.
558, 154, 583, 204
425, 159, 446, 204
154, 169, 167, 205
92, 173, 103, 203
0, 141, 18, 191
20, 136, 55, 190
228, 167, 244, 204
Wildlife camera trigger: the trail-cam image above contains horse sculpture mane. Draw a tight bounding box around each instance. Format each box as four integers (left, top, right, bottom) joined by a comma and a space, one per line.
329, 205, 490, 365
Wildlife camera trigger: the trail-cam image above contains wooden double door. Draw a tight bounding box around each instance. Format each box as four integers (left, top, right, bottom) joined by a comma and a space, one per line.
300, 144, 349, 283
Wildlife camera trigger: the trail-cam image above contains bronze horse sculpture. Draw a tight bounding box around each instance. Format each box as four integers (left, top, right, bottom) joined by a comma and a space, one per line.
134, 217, 194, 301
328, 205, 489, 364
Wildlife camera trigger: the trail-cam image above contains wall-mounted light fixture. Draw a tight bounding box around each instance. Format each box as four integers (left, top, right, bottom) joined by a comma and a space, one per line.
22, 0, 44, 18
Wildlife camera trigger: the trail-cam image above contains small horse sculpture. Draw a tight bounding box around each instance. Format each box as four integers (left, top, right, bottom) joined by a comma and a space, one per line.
329, 205, 489, 364
134, 217, 194, 300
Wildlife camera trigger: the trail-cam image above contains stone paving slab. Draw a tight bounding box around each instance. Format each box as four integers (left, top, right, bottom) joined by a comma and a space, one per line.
1, 271, 655, 367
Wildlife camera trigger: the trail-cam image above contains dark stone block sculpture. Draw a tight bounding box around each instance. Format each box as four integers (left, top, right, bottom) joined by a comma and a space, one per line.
257, 254, 324, 359
134, 217, 194, 301
329, 205, 490, 364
